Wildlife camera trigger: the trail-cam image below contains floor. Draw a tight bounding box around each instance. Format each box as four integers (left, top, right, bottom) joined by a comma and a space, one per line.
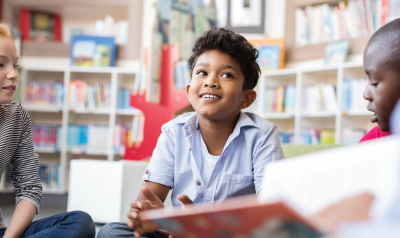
1, 206, 105, 237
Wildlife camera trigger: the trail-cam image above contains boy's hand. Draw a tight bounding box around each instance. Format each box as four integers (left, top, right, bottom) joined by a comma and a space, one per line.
127, 187, 164, 237
177, 195, 194, 212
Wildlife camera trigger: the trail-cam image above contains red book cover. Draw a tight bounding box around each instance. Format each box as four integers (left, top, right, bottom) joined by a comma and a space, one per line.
53, 14, 62, 42
141, 195, 321, 238
20, 9, 31, 41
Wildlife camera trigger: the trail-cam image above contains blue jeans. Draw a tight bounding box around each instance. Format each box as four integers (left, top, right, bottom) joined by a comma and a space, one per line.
98, 222, 168, 238
0, 211, 95, 238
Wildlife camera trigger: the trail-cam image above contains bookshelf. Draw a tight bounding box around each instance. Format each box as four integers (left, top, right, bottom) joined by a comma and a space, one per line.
0, 65, 141, 195
2, 0, 143, 60
254, 61, 374, 145
284, 0, 400, 63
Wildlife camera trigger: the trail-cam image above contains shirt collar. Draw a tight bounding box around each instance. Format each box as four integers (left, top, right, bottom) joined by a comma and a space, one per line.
178, 111, 258, 136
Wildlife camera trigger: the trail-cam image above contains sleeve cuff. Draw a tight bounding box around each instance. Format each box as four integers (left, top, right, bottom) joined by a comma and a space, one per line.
142, 174, 174, 189
16, 197, 41, 215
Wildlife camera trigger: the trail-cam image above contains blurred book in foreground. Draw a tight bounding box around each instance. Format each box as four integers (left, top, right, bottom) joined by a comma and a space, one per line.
141, 136, 400, 237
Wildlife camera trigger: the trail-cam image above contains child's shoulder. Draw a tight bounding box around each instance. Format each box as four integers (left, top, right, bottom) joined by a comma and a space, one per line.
241, 112, 276, 133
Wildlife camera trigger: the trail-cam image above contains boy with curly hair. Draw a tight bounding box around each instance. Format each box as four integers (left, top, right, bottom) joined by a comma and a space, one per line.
98, 28, 285, 238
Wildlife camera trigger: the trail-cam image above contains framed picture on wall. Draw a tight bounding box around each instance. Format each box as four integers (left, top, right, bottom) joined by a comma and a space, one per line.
216, 0, 267, 34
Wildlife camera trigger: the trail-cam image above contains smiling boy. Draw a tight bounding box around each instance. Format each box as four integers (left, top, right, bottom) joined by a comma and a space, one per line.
360, 19, 400, 142
98, 28, 285, 238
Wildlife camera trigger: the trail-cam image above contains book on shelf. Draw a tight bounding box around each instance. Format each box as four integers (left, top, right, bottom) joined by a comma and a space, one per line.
301, 128, 335, 145
173, 60, 191, 91
114, 116, 145, 155
95, 15, 129, 45
67, 124, 109, 154
2, 163, 61, 190
304, 83, 337, 113
117, 88, 135, 109
342, 77, 369, 112
342, 128, 367, 144
264, 84, 296, 114
25, 81, 64, 107
39, 163, 61, 190
279, 132, 294, 144
69, 81, 111, 109
71, 35, 116, 67
295, 0, 400, 46
32, 124, 62, 151
324, 41, 349, 65
141, 136, 400, 237
20, 9, 62, 42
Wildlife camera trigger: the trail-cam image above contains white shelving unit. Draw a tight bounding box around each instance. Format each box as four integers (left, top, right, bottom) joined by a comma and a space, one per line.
0, 66, 143, 194
255, 61, 375, 145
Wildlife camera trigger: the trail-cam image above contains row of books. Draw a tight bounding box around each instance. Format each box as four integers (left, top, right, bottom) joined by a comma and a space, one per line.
95, 15, 129, 45
25, 81, 64, 107
2, 163, 61, 190
295, 0, 400, 46
114, 116, 145, 155
67, 124, 109, 154
304, 83, 337, 112
117, 88, 134, 109
39, 163, 61, 190
69, 81, 111, 109
174, 60, 191, 90
264, 84, 296, 113
342, 128, 367, 144
342, 78, 369, 111
301, 128, 335, 145
32, 124, 62, 151
279, 132, 294, 144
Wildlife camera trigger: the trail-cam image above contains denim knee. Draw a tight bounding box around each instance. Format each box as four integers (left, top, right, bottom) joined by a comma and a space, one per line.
97, 222, 131, 238
69, 211, 96, 238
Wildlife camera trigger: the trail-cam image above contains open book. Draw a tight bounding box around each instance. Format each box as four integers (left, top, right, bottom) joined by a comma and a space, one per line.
141, 136, 400, 237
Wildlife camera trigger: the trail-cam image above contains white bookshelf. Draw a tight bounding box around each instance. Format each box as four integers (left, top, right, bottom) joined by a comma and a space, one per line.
0, 66, 142, 194
255, 61, 375, 145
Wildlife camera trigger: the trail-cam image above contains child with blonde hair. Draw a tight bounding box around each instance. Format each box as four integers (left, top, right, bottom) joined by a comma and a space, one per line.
0, 22, 95, 238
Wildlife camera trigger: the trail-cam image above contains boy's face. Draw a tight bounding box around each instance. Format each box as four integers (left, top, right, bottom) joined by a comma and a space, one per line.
186, 50, 256, 121
363, 44, 400, 132
0, 37, 19, 104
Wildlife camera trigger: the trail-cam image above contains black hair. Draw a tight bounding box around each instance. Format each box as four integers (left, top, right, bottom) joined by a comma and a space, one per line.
367, 18, 400, 72
188, 28, 260, 90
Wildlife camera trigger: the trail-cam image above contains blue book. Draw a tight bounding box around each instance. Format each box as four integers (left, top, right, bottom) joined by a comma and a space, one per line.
70, 35, 116, 67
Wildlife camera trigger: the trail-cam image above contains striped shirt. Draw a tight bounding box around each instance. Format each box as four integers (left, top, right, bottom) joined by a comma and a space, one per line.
0, 101, 43, 228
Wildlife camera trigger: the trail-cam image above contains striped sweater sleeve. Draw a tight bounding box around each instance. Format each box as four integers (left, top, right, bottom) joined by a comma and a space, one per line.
9, 105, 43, 213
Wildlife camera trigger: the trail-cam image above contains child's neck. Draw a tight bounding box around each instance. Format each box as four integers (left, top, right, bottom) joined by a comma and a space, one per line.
198, 112, 240, 156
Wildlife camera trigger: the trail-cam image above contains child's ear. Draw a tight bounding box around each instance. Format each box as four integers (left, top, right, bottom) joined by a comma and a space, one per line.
185, 84, 191, 102
239, 89, 257, 109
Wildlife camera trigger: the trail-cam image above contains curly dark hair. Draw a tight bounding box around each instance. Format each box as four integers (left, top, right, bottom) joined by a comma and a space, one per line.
188, 28, 260, 90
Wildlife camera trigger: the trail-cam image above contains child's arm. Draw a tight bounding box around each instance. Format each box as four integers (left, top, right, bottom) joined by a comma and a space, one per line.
5, 106, 43, 237
3, 200, 36, 238
253, 125, 285, 194
127, 182, 170, 237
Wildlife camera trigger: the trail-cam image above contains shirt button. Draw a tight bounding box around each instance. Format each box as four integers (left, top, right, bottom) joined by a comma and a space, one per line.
145, 169, 149, 174
189, 147, 191, 151
196, 181, 201, 186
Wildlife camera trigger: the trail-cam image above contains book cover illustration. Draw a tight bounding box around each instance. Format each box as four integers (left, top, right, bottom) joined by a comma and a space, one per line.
324, 41, 349, 65
71, 35, 116, 67
142, 196, 321, 238
257, 45, 281, 71
20, 10, 62, 42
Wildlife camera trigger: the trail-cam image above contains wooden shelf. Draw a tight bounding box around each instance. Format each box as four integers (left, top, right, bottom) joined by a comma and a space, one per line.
287, 36, 371, 63
295, 0, 342, 7
3, 0, 143, 60
22, 42, 130, 59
